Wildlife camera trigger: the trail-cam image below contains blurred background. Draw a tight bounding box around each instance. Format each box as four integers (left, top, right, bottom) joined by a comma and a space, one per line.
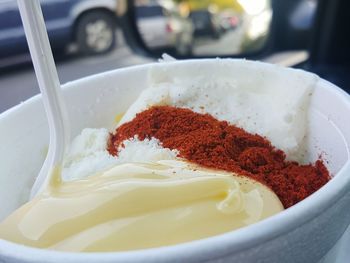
135, 0, 273, 56
0, 0, 317, 113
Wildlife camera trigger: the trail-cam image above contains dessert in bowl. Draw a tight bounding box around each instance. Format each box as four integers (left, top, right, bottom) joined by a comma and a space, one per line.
0, 59, 349, 262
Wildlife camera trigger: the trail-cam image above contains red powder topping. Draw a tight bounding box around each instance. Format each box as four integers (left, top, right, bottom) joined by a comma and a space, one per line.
108, 106, 330, 208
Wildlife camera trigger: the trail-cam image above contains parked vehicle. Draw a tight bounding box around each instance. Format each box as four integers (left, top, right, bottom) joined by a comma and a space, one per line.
219, 10, 240, 32
135, 2, 194, 56
0, 0, 119, 65
189, 9, 223, 39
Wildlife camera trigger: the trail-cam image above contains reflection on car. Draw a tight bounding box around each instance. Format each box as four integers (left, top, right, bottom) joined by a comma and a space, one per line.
0, 0, 119, 66
135, 2, 194, 56
239, 0, 273, 53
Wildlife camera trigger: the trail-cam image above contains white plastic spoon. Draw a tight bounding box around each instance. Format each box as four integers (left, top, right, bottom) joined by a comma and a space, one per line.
17, 0, 69, 198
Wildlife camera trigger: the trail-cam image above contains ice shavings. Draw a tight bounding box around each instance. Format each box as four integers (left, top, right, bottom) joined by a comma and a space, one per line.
62, 128, 117, 181
117, 136, 179, 164
62, 129, 178, 181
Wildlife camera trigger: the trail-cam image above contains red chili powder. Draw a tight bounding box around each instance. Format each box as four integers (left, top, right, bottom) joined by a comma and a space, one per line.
108, 106, 330, 208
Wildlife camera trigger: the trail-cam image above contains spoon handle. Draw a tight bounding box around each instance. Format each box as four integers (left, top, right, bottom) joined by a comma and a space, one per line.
17, 0, 69, 197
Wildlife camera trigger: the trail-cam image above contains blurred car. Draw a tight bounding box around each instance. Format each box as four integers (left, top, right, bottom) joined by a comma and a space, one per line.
135, 2, 194, 56
219, 10, 240, 32
0, 0, 119, 65
189, 9, 223, 39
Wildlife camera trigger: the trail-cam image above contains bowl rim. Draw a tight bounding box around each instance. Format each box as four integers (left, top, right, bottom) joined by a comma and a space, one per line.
1, 59, 350, 262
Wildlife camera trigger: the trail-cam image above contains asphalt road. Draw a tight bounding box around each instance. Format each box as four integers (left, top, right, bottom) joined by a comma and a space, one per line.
193, 27, 244, 56
0, 27, 310, 114
0, 26, 247, 114
0, 33, 154, 113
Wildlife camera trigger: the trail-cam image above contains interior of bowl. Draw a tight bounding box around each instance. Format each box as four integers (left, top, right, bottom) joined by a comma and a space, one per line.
0, 59, 349, 257
306, 79, 350, 174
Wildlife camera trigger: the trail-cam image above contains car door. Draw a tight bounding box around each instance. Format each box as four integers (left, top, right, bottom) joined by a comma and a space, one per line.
135, 5, 170, 48
0, 0, 27, 59
39, 0, 74, 47
0, 0, 73, 60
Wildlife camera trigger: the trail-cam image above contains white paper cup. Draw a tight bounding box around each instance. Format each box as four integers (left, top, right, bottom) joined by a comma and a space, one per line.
0, 59, 350, 263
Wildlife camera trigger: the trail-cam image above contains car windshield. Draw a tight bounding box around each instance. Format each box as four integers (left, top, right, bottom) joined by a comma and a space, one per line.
135, 5, 164, 18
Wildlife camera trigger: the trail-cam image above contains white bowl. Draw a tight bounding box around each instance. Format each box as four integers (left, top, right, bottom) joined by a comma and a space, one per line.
0, 59, 350, 263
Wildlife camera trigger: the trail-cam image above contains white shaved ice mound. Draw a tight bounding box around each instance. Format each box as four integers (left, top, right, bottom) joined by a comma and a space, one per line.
62, 129, 178, 181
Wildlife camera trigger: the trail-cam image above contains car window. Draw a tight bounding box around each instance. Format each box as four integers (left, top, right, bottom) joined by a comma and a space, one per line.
135, 5, 164, 18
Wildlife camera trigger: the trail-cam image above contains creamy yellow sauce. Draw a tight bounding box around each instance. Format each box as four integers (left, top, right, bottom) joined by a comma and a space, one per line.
0, 160, 283, 252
